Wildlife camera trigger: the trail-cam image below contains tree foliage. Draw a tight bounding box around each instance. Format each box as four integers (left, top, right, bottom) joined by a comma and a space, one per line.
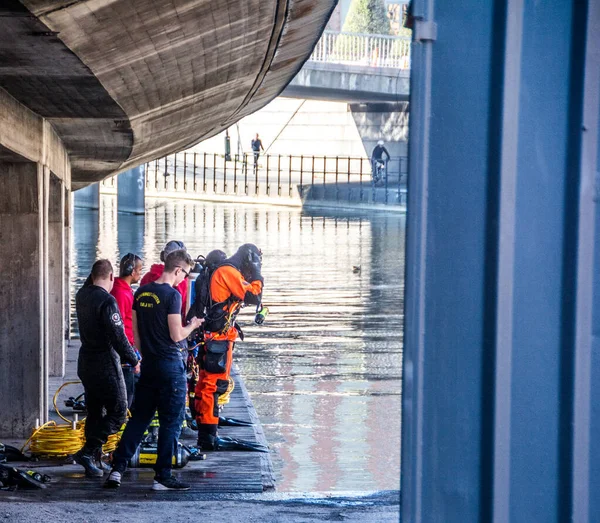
342, 0, 391, 35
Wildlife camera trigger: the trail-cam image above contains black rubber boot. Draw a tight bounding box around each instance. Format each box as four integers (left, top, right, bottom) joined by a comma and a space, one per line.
94, 449, 111, 473
196, 432, 217, 451
73, 449, 104, 478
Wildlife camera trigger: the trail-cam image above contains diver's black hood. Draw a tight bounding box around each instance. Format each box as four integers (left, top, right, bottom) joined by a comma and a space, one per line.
226, 244, 261, 278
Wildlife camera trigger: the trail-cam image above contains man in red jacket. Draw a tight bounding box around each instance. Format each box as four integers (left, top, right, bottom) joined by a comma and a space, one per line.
140, 241, 188, 316
111, 253, 143, 408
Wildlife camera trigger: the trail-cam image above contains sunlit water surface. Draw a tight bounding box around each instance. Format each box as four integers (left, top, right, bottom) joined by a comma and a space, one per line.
71, 197, 404, 492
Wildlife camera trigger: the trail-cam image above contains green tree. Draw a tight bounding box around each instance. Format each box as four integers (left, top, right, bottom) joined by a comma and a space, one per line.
342, 0, 391, 35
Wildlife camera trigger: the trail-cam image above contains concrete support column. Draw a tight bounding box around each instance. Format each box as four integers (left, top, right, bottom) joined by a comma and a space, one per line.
48, 174, 65, 377
117, 166, 145, 215
0, 161, 47, 437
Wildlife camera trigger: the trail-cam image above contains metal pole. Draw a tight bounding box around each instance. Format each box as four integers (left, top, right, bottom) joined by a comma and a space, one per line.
244, 153, 248, 195
174, 153, 178, 191
193, 152, 197, 192
213, 153, 217, 193
277, 154, 281, 196
335, 155, 339, 201
359, 157, 364, 202
288, 154, 293, 197
223, 153, 227, 193
183, 152, 187, 192
203, 152, 207, 192
234, 154, 238, 194
300, 155, 304, 199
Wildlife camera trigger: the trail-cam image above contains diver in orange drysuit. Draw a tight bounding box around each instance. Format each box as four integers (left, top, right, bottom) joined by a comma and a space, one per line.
194, 244, 264, 451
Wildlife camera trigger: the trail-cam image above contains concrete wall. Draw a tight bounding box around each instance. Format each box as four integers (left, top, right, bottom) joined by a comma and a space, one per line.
190, 97, 409, 164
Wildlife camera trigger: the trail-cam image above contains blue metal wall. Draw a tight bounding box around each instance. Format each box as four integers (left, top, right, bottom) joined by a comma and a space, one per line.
402, 1, 599, 521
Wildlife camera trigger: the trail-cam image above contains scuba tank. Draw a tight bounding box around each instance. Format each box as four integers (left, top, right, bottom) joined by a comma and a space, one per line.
129, 442, 192, 469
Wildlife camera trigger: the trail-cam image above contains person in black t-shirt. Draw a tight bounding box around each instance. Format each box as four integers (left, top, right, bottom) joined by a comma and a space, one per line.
106, 250, 203, 491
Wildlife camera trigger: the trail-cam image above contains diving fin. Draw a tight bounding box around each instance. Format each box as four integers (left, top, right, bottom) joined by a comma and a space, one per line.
218, 416, 253, 427
215, 436, 268, 453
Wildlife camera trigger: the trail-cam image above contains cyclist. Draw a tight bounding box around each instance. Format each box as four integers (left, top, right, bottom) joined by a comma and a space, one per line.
371, 140, 391, 184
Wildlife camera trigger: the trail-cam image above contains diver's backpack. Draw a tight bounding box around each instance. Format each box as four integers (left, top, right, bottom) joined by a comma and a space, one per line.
186, 256, 213, 322
186, 254, 231, 324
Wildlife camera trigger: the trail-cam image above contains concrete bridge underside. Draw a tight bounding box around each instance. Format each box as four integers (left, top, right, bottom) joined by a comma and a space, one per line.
0, 0, 335, 437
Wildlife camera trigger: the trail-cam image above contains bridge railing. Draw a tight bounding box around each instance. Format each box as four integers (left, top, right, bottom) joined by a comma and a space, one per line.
309, 31, 411, 69
137, 152, 407, 206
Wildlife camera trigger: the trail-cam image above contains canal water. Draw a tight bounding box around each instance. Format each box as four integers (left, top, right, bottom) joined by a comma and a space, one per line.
71, 197, 404, 492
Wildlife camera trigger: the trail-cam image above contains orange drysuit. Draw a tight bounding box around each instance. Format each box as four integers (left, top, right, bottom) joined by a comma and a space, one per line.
194, 264, 262, 430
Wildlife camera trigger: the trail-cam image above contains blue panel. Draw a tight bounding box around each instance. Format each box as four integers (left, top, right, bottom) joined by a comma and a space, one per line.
509, 2, 573, 521
420, 0, 495, 520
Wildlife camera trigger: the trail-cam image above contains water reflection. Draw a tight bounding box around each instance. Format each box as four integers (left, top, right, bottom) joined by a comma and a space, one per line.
71, 198, 404, 492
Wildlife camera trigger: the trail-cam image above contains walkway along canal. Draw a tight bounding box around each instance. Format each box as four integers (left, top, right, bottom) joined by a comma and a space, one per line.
70, 199, 404, 492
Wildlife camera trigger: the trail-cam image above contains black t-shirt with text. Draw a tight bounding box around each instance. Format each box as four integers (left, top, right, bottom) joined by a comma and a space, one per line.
133, 282, 183, 362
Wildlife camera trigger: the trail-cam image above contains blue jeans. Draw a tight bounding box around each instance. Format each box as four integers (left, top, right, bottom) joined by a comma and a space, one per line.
111, 358, 186, 480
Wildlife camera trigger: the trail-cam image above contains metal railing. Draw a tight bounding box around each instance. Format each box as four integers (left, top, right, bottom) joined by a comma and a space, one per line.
140, 152, 407, 207
309, 31, 411, 69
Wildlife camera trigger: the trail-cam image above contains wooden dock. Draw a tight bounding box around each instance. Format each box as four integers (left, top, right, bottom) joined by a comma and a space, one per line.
2, 341, 274, 501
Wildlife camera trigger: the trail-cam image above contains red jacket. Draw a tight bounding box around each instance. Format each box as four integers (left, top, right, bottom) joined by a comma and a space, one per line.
110, 277, 134, 345
140, 263, 188, 315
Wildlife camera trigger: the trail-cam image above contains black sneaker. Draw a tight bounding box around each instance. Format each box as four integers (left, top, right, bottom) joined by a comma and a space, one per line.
103, 470, 122, 488
73, 450, 104, 478
152, 476, 191, 491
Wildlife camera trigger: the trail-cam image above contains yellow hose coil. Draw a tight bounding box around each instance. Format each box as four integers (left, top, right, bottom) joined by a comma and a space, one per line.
22, 381, 125, 457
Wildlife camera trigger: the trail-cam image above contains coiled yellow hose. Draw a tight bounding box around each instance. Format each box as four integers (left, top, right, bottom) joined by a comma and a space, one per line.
21, 381, 124, 457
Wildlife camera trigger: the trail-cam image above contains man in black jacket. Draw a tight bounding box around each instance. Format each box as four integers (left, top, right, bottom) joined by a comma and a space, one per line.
74, 259, 140, 477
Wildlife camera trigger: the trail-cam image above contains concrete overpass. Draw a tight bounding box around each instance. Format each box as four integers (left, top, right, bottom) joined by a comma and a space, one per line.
0, 0, 336, 438
284, 31, 411, 103
284, 61, 410, 103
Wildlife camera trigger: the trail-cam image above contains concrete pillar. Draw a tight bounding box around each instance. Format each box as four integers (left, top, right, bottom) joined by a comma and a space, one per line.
0, 162, 46, 437
48, 174, 65, 377
74, 182, 100, 210
117, 166, 145, 215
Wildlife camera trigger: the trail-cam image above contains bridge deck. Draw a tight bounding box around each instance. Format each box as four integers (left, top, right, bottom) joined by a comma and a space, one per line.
2, 341, 275, 501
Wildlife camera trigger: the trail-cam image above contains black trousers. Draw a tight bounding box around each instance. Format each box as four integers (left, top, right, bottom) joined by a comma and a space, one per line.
78, 351, 128, 453
122, 366, 136, 410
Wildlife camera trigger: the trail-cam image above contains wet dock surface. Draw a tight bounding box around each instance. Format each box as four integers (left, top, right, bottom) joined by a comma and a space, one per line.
2, 341, 274, 501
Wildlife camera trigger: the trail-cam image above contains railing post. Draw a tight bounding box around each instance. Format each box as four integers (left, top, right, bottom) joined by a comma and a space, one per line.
213, 153, 217, 193
265, 154, 270, 196
276, 154, 281, 196
193, 152, 197, 192
234, 154, 238, 194
255, 153, 260, 196
223, 154, 227, 193
335, 155, 339, 201
384, 159, 389, 205
244, 153, 248, 195
183, 152, 187, 192
203, 152, 207, 192
174, 153, 178, 191
154, 159, 159, 189
359, 157, 364, 202
164, 156, 168, 190
299, 155, 304, 199
288, 155, 293, 198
